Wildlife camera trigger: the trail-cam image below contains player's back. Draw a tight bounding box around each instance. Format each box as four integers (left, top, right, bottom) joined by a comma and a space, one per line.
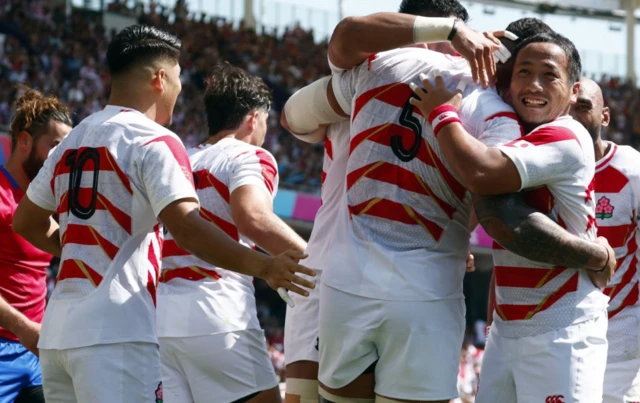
492, 117, 607, 337
158, 138, 278, 337
29, 105, 196, 350
326, 48, 519, 301
595, 143, 640, 363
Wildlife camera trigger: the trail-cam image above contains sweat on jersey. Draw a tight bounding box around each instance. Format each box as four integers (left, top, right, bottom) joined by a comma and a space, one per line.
324, 47, 522, 301
157, 138, 278, 338
491, 116, 608, 338
594, 142, 640, 363
26, 105, 198, 350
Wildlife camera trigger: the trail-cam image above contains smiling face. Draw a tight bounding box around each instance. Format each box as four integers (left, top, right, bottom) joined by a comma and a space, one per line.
510, 41, 579, 132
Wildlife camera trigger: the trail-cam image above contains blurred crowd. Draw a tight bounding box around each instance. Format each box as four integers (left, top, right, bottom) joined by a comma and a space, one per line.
1, 0, 640, 389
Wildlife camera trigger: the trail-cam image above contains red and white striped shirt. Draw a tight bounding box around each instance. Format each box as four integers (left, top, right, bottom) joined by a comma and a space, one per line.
594, 142, 640, 363
157, 138, 278, 337
492, 116, 608, 338
26, 105, 197, 349
326, 47, 522, 301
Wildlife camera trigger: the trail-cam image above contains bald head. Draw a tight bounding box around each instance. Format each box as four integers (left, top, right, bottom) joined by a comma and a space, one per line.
570, 77, 609, 143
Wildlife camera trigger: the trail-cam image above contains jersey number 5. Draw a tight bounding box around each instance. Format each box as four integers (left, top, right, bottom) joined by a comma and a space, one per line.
391, 95, 422, 162
64, 148, 100, 219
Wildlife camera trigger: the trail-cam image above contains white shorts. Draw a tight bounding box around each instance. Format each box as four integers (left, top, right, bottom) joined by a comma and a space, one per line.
476, 313, 608, 403
39, 342, 161, 403
159, 329, 279, 403
603, 306, 640, 403
318, 284, 465, 401
284, 270, 321, 365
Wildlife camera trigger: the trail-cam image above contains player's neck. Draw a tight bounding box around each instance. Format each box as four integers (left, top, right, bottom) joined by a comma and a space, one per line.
204, 130, 250, 146
2, 156, 30, 191
594, 138, 610, 163
107, 90, 157, 123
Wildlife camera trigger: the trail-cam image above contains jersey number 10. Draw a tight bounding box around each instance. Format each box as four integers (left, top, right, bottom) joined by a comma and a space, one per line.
64, 148, 100, 220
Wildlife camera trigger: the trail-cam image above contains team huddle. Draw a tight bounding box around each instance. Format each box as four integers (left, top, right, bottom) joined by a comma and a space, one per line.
1, 0, 639, 402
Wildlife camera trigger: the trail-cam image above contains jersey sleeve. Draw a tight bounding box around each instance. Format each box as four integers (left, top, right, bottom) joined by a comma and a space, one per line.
229, 148, 279, 198
497, 125, 585, 190
139, 134, 198, 218
26, 147, 58, 212
332, 64, 364, 115
478, 114, 523, 148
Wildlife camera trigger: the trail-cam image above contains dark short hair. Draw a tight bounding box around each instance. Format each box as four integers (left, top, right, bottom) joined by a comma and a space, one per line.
203, 63, 273, 136
106, 25, 181, 76
513, 32, 582, 84
10, 87, 72, 150
505, 18, 554, 43
398, 0, 469, 22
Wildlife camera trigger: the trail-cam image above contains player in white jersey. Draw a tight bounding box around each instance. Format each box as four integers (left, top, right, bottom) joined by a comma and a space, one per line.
11, 26, 315, 403
410, 33, 616, 403
157, 64, 308, 403
570, 77, 640, 403
281, 2, 481, 401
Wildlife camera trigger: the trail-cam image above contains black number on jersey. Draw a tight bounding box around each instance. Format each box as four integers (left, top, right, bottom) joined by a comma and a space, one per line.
391, 95, 422, 162
64, 148, 100, 220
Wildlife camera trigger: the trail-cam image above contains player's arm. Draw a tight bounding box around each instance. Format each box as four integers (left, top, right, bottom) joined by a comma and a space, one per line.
281, 74, 350, 138
473, 192, 616, 287
0, 295, 40, 356
159, 199, 313, 296
12, 199, 61, 257
410, 76, 521, 195
329, 13, 500, 86
231, 185, 306, 255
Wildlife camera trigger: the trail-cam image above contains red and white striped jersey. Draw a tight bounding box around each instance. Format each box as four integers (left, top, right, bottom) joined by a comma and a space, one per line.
26, 105, 197, 349
492, 116, 607, 338
594, 142, 640, 363
157, 138, 278, 337
324, 47, 523, 301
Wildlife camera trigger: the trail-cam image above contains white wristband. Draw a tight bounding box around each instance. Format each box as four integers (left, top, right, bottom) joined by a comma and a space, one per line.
413, 16, 455, 44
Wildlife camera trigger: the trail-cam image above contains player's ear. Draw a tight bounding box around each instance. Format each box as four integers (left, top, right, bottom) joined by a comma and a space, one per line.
247, 110, 259, 132
17, 131, 32, 153
153, 69, 166, 94
569, 82, 580, 104
601, 106, 610, 128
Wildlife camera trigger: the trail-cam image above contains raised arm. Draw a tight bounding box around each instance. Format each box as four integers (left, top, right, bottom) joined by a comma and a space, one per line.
473, 192, 616, 287
329, 13, 499, 86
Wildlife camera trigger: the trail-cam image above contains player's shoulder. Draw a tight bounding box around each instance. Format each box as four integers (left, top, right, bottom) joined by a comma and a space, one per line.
530, 116, 589, 143
610, 144, 640, 177
460, 85, 513, 122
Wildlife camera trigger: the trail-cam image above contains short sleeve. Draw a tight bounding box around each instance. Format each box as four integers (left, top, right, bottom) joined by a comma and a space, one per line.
139, 135, 198, 218
478, 114, 523, 148
26, 148, 57, 212
332, 66, 361, 115
229, 148, 279, 198
498, 125, 584, 190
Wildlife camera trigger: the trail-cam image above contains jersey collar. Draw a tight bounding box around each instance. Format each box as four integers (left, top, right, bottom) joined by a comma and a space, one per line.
595, 141, 617, 172
0, 166, 20, 190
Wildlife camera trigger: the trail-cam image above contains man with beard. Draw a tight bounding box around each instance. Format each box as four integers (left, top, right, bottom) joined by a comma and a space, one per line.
0, 87, 72, 403
570, 77, 640, 403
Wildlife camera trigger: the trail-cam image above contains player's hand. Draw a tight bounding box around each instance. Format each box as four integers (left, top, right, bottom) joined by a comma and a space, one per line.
14, 320, 41, 357
451, 22, 500, 88
260, 250, 316, 297
587, 237, 617, 290
466, 251, 475, 272
409, 74, 462, 117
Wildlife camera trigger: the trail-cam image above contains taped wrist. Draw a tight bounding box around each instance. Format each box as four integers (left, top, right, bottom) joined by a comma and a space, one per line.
428, 104, 462, 137
413, 16, 456, 44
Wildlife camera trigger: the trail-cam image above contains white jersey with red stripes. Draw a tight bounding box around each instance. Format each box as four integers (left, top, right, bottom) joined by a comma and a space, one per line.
25, 105, 197, 350
595, 142, 640, 363
325, 47, 523, 301
156, 138, 278, 338
491, 116, 608, 338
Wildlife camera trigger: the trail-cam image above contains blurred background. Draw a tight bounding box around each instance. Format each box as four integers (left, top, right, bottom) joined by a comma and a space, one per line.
0, 0, 638, 400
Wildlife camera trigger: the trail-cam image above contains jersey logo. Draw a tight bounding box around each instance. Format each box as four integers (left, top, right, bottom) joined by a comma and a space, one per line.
545, 395, 564, 403
596, 196, 614, 219
155, 382, 163, 403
